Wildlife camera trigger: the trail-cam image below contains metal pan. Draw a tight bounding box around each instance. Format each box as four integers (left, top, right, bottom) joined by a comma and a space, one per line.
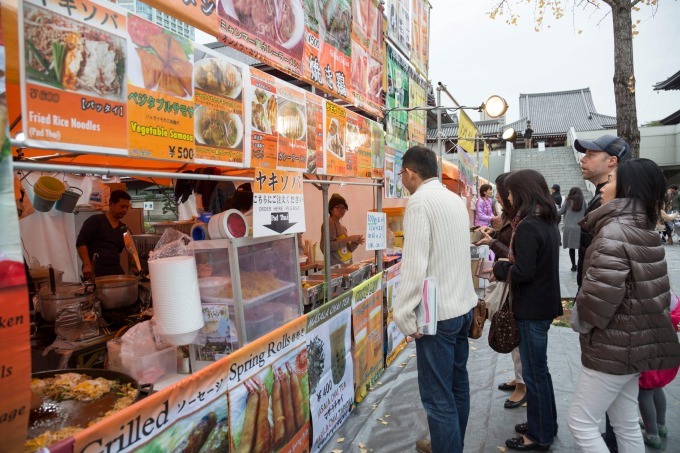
28, 369, 152, 445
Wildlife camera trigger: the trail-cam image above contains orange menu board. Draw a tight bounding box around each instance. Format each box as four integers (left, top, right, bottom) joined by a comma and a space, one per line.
248, 68, 279, 169
304, 92, 325, 175
126, 13, 195, 162
355, 114, 373, 179
276, 83, 308, 171
19, 0, 128, 154
351, 273, 384, 403
227, 316, 310, 453
344, 110, 360, 178
371, 121, 385, 179
193, 44, 248, 167
323, 100, 347, 177
350, 0, 383, 115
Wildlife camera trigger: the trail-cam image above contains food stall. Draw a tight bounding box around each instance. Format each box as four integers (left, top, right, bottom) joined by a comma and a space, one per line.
0, 0, 434, 450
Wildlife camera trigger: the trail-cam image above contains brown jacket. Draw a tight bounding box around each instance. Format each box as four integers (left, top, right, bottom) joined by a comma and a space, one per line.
577, 198, 680, 375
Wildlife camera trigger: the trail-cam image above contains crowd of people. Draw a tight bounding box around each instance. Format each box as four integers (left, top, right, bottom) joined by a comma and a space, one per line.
393, 137, 680, 453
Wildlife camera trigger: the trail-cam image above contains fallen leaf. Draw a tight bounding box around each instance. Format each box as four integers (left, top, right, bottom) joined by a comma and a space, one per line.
409, 354, 416, 358
471, 346, 477, 351
497, 447, 506, 452
522, 402, 528, 407
359, 443, 366, 449
381, 420, 389, 425
385, 414, 391, 418
331, 450, 343, 453
377, 381, 382, 385
337, 437, 344, 443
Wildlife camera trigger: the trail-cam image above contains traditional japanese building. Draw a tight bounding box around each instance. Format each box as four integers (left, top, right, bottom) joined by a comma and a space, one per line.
654, 69, 680, 126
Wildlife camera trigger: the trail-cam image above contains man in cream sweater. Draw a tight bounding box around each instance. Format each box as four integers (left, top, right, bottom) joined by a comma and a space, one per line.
393, 146, 478, 453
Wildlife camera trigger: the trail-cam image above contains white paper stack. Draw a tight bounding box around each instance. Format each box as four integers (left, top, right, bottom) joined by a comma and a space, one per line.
148, 255, 204, 345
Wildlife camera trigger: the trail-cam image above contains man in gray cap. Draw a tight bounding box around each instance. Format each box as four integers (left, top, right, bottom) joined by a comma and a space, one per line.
574, 134, 631, 453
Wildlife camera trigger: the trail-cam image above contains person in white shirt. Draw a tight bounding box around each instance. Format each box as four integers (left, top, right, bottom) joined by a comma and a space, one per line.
393, 146, 478, 453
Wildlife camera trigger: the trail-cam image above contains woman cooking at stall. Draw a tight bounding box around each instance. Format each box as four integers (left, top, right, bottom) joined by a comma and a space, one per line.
321, 193, 365, 266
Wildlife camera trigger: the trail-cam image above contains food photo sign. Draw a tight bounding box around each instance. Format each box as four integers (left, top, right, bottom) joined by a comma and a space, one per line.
306, 291, 354, 453
19, 0, 129, 154
227, 316, 310, 453
252, 168, 306, 238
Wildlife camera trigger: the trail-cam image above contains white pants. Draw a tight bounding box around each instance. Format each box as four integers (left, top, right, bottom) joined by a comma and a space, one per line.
512, 347, 524, 385
567, 366, 643, 452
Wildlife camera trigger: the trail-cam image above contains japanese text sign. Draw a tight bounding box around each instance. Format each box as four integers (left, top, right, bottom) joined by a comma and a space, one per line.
253, 167, 306, 237
365, 212, 386, 251
458, 109, 479, 155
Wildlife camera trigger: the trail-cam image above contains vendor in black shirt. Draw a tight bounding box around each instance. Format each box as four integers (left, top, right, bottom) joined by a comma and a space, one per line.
77, 190, 131, 279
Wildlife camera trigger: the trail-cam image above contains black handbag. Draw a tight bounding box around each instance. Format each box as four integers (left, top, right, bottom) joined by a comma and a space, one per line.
488, 269, 521, 353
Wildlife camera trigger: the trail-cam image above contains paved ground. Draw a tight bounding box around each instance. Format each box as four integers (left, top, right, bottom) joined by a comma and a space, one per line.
320, 243, 680, 453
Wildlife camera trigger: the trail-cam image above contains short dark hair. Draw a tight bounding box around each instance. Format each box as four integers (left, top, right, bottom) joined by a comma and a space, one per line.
479, 184, 492, 196
670, 184, 678, 191
402, 146, 438, 180
110, 190, 131, 204
504, 169, 557, 223
495, 172, 514, 218
615, 158, 666, 226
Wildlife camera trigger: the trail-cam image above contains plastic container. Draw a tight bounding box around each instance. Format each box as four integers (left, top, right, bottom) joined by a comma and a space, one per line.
120, 346, 177, 383
55, 187, 83, 213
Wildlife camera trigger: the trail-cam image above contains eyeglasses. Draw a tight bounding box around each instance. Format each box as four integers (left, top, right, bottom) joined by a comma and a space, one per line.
398, 168, 411, 176
333, 206, 347, 211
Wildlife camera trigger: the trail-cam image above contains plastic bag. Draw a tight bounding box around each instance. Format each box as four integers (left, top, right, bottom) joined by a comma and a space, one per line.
120, 318, 169, 358
148, 228, 191, 261
89, 178, 110, 209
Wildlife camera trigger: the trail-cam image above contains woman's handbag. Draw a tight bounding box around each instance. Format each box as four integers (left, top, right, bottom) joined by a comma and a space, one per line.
468, 300, 487, 339
488, 271, 521, 353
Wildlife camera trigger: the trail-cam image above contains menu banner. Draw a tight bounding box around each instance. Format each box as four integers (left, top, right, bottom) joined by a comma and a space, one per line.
385, 44, 408, 150
351, 273, 384, 403
218, 0, 304, 76
410, 0, 430, 76
19, 0, 128, 154
227, 316, 310, 453
408, 79, 426, 146
384, 145, 408, 199
126, 13, 195, 162
304, 92, 325, 174
193, 43, 249, 167
252, 167, 306, 238
385, 0, 411, 58
383, 263, 407, 366
350, 0, 383, 115
144, 0, 218, 35
371, 121, 385, 179
74, 358, 230, 453
324, 100, 348, 177
248, 68, 279, 169
457, 144, 475, 187
276, 83, 308, 171
458, 109, 479, 155
306, 292, 354, 453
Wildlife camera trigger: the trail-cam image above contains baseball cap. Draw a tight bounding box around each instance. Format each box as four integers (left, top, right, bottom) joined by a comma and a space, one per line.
574, 135, 631, 161
552, 184, 560, 191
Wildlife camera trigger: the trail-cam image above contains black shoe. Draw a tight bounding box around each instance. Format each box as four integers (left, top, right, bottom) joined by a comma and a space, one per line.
498, 382, 517, 391
505, 436, 550, 451
505, 395, 527, 408
515, 422, 528, 434
570, 265, 577, 271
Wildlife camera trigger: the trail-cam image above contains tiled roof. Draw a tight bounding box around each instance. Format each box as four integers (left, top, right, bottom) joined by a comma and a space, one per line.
513, 88, 616, 136
654, 69, 680, 91
660, 108, 680, 126
426, 118, 504, 140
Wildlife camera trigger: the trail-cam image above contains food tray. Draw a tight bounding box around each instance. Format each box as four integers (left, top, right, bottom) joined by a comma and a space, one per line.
200, 280, 296, 307
331, 265, 371, 289
305, 274, 344, 299
300, 276, 323, 306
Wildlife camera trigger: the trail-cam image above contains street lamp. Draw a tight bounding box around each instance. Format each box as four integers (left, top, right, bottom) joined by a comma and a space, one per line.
501, 127, 517, 141
481, 95, 509, 119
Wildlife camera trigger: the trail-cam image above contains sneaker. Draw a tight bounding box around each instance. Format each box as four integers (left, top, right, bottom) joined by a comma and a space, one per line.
571, 265, 577, 271
658, 424, 668, 438
416, 439, 432, 453
643, 433, 662, 449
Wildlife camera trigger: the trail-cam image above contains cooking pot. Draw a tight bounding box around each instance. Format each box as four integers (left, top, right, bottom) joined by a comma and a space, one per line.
95, 275, 140, 310
28, 369, 152, 446
35, 285, 95, 323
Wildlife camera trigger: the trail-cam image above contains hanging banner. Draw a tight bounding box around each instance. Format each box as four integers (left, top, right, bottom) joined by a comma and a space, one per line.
304, 92, 325, 175
324, 100, 348, 177
351, 273, 384, 403
193, 43, 249, 166
143, 0, 218, 35
383, 263, 407, 366
252, 168, 306, 237
126, 12, 195, 162
227, 316, 310, 453
385, 44, 408, 150
276, 83, 309, 171
302, 0, 352, 104
458, 109, 479, 156
385, 0, 410, 58
19, 0, 128, 155
74, 358, 230, 452
248, 68, 279, 169
371, 121, 385, 179
350, 0, 383, 115
457, 144, 475, 188
354, 114, 373, 178
408, 79, 426, 146
410, 0, 430, 76
384, 145, 407, 199
217, 0, 304, 77
343, 110, 360, 178
306, 292, 354, 453
483, 142, 490, 169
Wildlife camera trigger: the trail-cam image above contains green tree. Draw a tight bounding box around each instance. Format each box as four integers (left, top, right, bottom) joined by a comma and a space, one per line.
489, 0, 660, 158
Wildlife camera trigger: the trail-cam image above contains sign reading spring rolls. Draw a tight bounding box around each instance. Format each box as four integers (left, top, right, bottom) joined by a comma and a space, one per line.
19, 0, 128, 155
252, 168, 306, 238
73, 358, 231, 453
218, 0, 304, 77
351, 273, 384, 403
276, 83, 308, 171
193, 44, 248, 166
126, 13, 195, 162
306, 292, 354, 453
249, 68, 279, 169
324, 100, 347, 177
227, 316, 310, 453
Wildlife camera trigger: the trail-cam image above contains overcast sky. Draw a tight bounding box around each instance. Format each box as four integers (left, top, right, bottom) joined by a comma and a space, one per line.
428, 0, 680, 125
198, 1, 680, 125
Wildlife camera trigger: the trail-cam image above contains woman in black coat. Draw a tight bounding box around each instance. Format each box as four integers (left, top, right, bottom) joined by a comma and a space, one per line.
493, 169, 563, 451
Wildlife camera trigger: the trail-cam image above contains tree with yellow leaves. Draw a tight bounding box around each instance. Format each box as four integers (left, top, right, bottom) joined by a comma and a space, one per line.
489, 0, 660, 157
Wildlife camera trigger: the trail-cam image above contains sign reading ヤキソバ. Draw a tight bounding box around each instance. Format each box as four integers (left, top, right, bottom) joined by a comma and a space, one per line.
252, 168, 306, 238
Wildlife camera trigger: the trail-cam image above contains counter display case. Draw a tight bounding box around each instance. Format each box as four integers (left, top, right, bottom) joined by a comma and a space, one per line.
190, 234, 302, 369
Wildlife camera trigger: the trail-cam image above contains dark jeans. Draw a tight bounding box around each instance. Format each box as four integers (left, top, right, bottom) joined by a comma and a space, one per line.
517, 319, 558, 446
416, 309, 473, 453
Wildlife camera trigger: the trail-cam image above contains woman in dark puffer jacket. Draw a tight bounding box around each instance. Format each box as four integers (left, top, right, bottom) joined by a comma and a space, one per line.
568, 158, 680, 452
